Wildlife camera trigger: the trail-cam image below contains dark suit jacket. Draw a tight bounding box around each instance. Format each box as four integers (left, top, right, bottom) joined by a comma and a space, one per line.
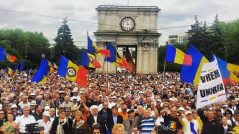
112, 115, 123, 125
51, 117, 73, 134
123, 116, 139, 134
98, 108, 114, 131
87, 114, 106, 134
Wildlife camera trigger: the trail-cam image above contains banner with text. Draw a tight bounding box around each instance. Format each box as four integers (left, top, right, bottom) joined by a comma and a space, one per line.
196, 58, 226, 109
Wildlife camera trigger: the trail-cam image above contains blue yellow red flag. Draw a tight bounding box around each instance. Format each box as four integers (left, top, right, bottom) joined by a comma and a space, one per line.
105, 43, 116, 63
216, 56, 239, 84
88, 35, 110, 57
58, 56, 88, 86
180, 45, 209, 85
19, 61, 25, 71
165, 44, 192, 66
31, 59, 49, 83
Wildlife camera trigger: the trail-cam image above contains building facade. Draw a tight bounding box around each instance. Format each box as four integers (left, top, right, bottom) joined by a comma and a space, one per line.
94, 5, 161, 74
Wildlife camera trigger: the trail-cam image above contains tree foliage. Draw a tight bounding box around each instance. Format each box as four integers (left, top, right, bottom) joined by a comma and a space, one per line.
219, 20, 239, 64
0, 29, 50, 68
53, 18, 81, 63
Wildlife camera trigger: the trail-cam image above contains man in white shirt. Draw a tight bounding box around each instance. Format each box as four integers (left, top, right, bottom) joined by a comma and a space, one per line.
18, 96, 31, 109
37, 111, 52, 134
15, 106, 36, 133
181, 111, 201, 134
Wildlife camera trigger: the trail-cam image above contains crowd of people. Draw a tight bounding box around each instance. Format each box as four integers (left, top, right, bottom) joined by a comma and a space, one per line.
0, 70, 239, 134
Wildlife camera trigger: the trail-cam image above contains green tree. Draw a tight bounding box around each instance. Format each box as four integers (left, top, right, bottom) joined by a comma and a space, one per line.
208, 14, 225, 58
188, 16, 212, 59
219, 19, 239, 64
0, 29, 50, 68
53, 18, 80, 62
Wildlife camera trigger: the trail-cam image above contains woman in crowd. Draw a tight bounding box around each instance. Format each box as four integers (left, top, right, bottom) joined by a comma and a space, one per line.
92, 125, 101, 134
72, 110, 90, 134
112, 124, 125, 134
2, 113, 18, 134
51, 109, 73, 134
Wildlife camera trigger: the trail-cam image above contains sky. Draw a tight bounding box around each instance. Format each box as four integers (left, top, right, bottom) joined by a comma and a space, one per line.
0, 0, 238, 47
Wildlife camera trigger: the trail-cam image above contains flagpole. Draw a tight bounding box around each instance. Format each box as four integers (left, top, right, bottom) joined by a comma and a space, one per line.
162, 60, 166, 82
106, 59, 109, 90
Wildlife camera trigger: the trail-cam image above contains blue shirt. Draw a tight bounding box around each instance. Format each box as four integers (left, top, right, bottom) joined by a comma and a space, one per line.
140, 117, 155, 134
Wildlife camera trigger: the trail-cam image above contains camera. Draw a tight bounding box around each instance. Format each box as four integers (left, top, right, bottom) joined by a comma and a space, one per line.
25, 123, 42, 134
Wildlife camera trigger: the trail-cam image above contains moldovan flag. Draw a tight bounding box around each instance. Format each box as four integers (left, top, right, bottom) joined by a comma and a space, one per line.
6, 67, 14, 77
165, 44, 192, 66
31, 59, 49, 83
105, 43, 116, 63
58, 56, 88, 86
215, 56, 239, 84
196, 58, 226, 109
88, 35, 110, 57
6, 54, 17, 62
0, 47, 6, 61
88, 53, 101, 68
180, 45, 209, 86
19, 61, 25, 71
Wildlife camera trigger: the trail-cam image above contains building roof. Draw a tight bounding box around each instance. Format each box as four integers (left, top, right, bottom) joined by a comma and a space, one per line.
96, 5, 161, 12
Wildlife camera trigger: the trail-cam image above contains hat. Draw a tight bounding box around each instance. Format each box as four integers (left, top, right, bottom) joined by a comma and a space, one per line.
139, 91, 144, 94
30, 100, 37, 106
169, 98, 174, 101
59, 91, 65, 94
185, 111, 192, 115
179, 107, 185, 111
30, 93, 35, 96
112, 96, 117, 99
0, 110, 4, 114
71, 96, 78, 100
234, 110, 239, 115
11, 104, 18, 109
43, 111, 50, 117
72, 87, 78, 93
45, 106, 50, 111
127, 109, 135, 114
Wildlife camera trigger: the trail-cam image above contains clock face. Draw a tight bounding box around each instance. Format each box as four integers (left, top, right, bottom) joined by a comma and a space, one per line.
120, 17, 135, 31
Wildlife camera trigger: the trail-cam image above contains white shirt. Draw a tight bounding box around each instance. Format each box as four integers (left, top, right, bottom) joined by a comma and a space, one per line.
155, 116, 164, 126
109, 102, 116, 109
37, 119, 52, 134
15, 115, 36, 133
93, 116, 97, 125
18, 102, 31, 109
182, 119, 199, 134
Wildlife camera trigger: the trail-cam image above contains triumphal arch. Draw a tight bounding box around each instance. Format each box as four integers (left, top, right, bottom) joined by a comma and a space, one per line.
94, 5, 161, 74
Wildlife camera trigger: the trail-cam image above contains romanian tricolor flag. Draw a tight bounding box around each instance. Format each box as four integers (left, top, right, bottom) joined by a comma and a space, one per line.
6, 67, 14, 77
165, 44, 192, 66
58, 56, 88, 86
116, 50, 131, 71
216, 57, 239, 84
6, 54, 17, 62
88, 53, 101, 68
180, 45, 209, 86
48, 61, 58, 74
19, 61, 25, 71
88, 35, 110, 57
31, 59, 49, 83
80, 50, 101, 68
105, 43, 131, 71
0, 47, 6, 61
